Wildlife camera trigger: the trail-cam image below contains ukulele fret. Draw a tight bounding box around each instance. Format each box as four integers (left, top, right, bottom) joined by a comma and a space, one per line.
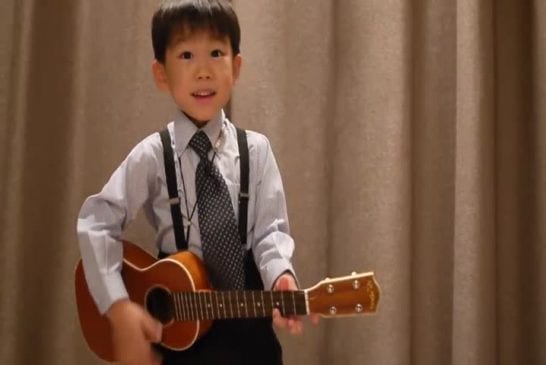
196, 292, 201, 320
203, 292, 208, 320
184, 293, 189, 320
202, 293, 205, 320
203, 292, 209, 320
185, 292, 190, 321
184, 291, 190, 321
194, 292, 198, 320
184, 292, 193, 321
209, 292, 214, 320
241, 291, 246, 318
235, 291, 241, 318
243, 291, 249, 318
260, 291, 266, 317
193, 292, 199, 320
183, 292, 189, 321
291, 291, 296, 316
195, 292, 199, 320
268, 291, 275, 312
176, 292, 181, 321
213, 291, 219, 319
228, 291, 233, 319
251, 291, 257, 318
182, 292, 187, 321
221, 291, 226, 319
210, 292, 215, 320
219, 292, 224, 319
172, 292, 179, 321
199, 291, 204, 320
174, 293, 184, 321
174, 292, 180, 321
199, 292, 204, 320
202, 293, 206, 319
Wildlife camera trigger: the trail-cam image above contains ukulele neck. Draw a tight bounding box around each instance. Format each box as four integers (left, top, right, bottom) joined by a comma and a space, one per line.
168, 290, 308, 321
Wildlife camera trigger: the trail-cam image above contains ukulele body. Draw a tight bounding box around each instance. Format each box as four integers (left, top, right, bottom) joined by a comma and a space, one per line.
75, 241, 212, 362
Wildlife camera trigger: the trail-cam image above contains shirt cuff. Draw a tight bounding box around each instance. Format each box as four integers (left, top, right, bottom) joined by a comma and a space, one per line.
260, 258, 298, 290
89, 272, 130, 315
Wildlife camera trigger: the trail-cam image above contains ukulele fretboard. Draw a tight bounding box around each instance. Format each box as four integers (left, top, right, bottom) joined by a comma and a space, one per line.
169, 290, 308, 321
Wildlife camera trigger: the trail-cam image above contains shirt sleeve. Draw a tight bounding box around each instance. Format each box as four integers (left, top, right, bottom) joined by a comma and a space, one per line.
76, 135, 159, 314
250, 134, 297, 290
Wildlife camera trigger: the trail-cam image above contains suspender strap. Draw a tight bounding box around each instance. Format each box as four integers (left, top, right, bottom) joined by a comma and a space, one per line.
236, 127, 249, 247
159, 128, 187, 252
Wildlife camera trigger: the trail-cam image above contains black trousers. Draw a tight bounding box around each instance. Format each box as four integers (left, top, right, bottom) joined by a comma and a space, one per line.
158, 250, 279, 364
159, 318, 282, 365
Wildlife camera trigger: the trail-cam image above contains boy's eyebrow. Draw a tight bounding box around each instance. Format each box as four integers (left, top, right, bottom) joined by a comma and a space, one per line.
169, 33, 230, 49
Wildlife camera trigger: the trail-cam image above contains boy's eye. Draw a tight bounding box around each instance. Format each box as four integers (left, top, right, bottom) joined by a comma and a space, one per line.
179, 51, 192, 60
211, 49, 224, 58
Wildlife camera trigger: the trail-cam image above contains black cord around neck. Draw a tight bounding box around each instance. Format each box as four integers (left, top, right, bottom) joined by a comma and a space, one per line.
177, 150, 217, 243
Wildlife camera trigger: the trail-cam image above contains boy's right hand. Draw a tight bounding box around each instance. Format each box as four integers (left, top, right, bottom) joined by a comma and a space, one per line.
106, 299, 163, 365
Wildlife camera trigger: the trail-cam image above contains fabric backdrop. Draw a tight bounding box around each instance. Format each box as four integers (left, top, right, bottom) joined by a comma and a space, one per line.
0, 1, 544, 364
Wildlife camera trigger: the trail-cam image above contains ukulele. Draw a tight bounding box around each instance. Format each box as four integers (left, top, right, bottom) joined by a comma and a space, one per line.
75, 240, 380, 362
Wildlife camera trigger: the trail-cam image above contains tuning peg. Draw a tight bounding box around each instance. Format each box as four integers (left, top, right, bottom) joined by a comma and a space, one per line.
355, 304, 363, 313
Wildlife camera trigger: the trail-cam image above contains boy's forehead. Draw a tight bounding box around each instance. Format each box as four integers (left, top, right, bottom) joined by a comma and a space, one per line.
169, 26, 229, 46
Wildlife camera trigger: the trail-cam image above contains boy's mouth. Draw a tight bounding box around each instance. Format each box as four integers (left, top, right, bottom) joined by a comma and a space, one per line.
191, 90, 216, 99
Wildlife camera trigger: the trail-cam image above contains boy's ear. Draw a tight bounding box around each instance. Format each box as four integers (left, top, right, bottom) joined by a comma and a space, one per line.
152, 60, 170, 92
232, 54, 242, 82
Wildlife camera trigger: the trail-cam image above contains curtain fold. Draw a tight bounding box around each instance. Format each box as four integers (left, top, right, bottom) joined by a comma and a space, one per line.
495, 1, 544, 364
0, 1, 544, 364
452, 1, 496, 363
410, 1, 457, 363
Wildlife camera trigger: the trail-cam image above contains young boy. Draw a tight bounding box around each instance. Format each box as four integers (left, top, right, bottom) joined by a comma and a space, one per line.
77, 0, 311, 364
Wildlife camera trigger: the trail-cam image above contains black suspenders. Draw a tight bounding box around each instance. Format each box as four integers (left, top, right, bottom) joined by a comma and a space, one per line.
159, 129, 186, 252
159, 127, 250, 255
236, 127, 250, 247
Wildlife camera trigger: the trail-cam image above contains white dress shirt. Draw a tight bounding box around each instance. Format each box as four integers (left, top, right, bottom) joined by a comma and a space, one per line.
77, 110, 296, 314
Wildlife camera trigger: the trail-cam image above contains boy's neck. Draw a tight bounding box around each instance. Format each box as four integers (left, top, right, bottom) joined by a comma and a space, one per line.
183, 111, 210, 129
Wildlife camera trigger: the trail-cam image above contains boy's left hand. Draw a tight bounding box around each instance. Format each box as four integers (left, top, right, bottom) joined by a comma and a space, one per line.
272, 273, 319, 335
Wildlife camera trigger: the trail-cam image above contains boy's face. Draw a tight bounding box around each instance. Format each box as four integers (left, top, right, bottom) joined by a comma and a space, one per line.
152, 29, 241, 126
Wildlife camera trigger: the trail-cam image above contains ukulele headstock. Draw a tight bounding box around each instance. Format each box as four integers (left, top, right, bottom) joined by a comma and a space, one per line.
306, 272, 380, 317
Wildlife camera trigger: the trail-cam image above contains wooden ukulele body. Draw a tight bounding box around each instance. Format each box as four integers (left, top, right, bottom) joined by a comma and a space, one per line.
75, 241, 212, 361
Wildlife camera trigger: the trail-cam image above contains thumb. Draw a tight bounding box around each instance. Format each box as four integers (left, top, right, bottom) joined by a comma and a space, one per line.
142, 314, 163, 343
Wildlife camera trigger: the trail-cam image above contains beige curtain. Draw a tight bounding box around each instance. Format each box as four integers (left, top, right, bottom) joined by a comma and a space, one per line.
1, 1, 544, 364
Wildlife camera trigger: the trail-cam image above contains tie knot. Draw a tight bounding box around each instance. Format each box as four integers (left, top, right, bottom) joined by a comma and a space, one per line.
189, 131, 212, 159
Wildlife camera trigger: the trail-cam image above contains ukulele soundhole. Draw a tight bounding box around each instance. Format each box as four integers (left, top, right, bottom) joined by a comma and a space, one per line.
146, 287, 174, 324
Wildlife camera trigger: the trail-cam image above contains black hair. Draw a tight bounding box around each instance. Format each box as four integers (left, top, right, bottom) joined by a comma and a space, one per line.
152, 0, 241, 63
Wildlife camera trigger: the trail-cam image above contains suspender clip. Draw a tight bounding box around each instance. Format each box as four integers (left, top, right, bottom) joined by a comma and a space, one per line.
169, 197, 181, 205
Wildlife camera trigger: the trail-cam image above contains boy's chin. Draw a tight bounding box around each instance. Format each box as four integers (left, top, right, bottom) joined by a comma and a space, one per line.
182, 111, 213, 126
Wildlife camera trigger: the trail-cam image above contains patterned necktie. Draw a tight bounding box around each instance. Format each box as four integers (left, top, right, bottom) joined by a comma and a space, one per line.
189, 130, 245, 290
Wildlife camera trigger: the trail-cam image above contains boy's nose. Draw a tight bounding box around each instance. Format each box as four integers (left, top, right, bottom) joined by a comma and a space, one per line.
195, 64, 212, 80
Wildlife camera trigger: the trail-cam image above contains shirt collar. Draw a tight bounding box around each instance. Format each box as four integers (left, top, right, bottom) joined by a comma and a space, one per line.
173, 109, 225, 156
